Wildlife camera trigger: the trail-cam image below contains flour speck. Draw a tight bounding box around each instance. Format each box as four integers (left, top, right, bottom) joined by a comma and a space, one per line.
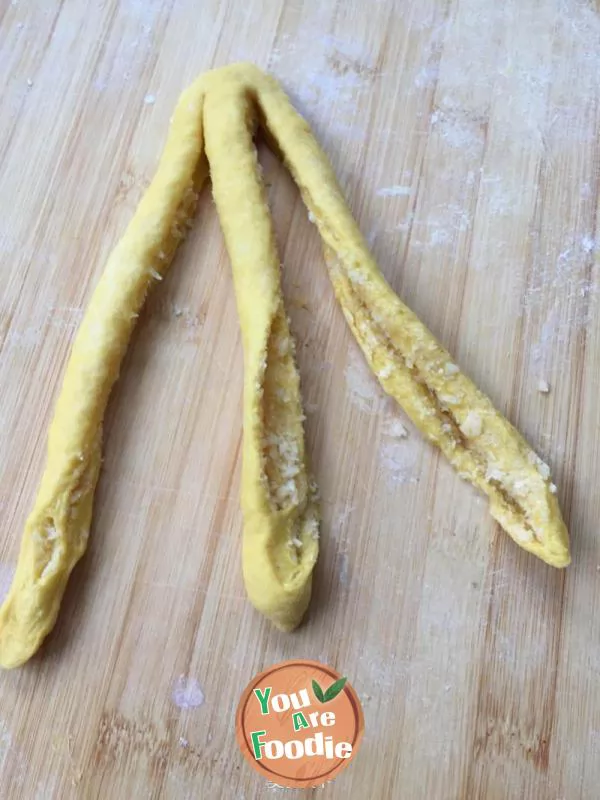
581, 235, 596, 254
344, 344, 384, 414
0, 563, 14, 604
376, 185, 413, 198
172, 676, 205, 709
537, 379, 550, 394
379, 406, 418, 485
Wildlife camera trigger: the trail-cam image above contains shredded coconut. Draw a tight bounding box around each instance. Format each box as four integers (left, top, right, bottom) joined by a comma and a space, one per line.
460, 411, 483, 438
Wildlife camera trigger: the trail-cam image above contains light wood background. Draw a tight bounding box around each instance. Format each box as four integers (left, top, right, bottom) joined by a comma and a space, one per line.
1, 0, 600, 797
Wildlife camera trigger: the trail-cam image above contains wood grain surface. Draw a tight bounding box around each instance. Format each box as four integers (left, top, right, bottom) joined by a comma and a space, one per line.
1, 0, 600, 797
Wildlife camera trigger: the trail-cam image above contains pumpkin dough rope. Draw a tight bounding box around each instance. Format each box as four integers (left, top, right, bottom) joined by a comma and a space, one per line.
202, 82, 319, 634
0, 63, 568, 670
0, 89, 208, 669
251, 67, 568, 566
0, 67, 318, 669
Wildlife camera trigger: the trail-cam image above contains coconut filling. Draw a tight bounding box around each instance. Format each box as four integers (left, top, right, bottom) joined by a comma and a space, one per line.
321, 251, 554, 549
258, 303, 319, 580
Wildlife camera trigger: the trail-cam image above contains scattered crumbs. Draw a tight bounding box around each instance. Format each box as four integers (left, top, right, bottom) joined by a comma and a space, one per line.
179, 737, 189, 749
430, 108, 481, 151
428, 227, 453, 247
536, 461, 551, 480
143, 93, 156, 105
172, 676, 205, 710
379, 404, 418, 485
460, 411, 483, 438
549, 483, 557, 494
26, 79, 33, 87
168, 300, 204, 331
380, 438, 418, 486
307, 516, 320, 541
383, 418, 408, 439
581, 235, 596, 254
344, 344, 384, 414
267, 33, 377, 142
400, 0, 600, 286
0, 718, 13, 768
338, 551, 349, 586
308, 210, 316, 223
486, 466, 505, 483
0, 563, 15, 604
376, 185, 412, 197
46, 304, 84, 332
537, 379, 550, 394
333, 501, 355, 535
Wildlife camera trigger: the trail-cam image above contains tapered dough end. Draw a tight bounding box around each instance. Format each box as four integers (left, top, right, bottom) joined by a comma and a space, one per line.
242, 554, 316, 632
241, 506, 319, 632
489, 496, 571, 568
0, 446, 99, 669
543, 546, 571, 569
501, 524, 571, 568
245, 567, 314, 633
0, 526, 80, 670
0, 597, 60, 670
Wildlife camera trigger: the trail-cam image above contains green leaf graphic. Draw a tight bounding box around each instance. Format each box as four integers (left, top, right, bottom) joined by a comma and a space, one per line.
312, 679, 325, 703
323, 676, 347, 702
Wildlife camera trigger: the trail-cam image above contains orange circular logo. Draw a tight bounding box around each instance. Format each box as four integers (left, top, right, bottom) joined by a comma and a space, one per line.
236, 659, 364, 788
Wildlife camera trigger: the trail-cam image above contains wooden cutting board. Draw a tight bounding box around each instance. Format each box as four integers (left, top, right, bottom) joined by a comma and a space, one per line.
1, 1, 600, 797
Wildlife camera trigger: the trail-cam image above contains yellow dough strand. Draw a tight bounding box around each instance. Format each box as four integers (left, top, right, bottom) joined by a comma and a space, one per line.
0, 63, 569, 669
255, 77, 569, 568
203, 81, 319, 633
